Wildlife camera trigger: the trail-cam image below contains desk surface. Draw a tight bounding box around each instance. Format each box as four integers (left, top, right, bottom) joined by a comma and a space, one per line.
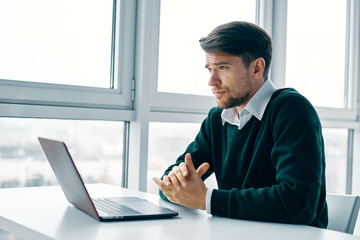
0, 184, 359, 240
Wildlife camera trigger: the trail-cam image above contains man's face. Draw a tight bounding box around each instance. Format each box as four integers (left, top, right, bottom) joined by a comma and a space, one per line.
205, 52, 256, 111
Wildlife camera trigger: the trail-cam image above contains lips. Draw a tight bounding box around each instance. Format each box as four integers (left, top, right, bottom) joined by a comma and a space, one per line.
213, 88, 226, 98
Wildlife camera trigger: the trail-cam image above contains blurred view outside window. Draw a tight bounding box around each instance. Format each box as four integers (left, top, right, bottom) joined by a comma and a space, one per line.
148, 122, 201, 194
157, 0, 257, 96
286, 0, 347, 108
322, 128, 348, 194
0, 118, 124, 188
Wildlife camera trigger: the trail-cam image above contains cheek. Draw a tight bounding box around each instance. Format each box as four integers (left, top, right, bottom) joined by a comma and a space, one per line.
223, 74, 243, 89
227, 76, 252, 95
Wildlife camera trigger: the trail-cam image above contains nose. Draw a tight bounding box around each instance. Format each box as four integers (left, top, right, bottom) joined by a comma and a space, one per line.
208, 71, 221, 87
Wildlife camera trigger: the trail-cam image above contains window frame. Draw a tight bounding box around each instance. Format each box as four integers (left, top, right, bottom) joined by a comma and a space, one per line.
147, 0, 213, 118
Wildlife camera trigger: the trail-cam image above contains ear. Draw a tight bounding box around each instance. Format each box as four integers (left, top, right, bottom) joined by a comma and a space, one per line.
252, 57, 265, 80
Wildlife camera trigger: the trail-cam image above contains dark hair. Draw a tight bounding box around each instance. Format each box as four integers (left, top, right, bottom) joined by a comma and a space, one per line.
199, 21, 272, 78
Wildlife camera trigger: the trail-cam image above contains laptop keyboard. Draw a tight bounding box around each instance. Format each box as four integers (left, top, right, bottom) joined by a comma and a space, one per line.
93, 198, 141, 216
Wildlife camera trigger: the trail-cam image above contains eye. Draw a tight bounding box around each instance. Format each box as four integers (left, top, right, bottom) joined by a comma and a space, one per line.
219, 66, 228, 70
207, 68, 212, 73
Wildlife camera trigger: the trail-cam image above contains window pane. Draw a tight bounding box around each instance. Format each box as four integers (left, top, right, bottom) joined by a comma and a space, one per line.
286, 0, 347, 108
157, 0, 257, 96
0, 0, 114, 88
323, 128, 348, 194
148, 122, 201, 193
0, 118, 123, 188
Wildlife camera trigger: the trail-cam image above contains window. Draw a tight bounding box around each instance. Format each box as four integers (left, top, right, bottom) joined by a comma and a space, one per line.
0, 118, 124, 188
285, 0, 348, 108
0, 0, 113, 88
157, 0, 257, 96
0, 0, 359, 200
283, 0, 359, 194
148, 1, 356, 195
0, 0, 136, 111
0, 1, 135, 200
323, 128, 349, 194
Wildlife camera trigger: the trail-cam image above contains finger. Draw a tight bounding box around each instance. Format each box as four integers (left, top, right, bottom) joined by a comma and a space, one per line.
196, 162, 210, 177
174, 164, 188, 187
168, 170, 182, 191
152, 177, 164, 187
159, 184, 174, 195
162, 175, 171, 186
184, 153, 196, 173
153, 177, 175, 195
153, 177, 173, 191
179, 162, 189, 177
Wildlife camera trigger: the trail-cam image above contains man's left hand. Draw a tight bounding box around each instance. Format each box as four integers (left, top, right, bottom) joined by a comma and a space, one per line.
153, 153, 210, 210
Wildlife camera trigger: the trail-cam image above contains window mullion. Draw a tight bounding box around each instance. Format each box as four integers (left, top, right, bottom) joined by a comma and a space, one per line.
347, 129, 354, 194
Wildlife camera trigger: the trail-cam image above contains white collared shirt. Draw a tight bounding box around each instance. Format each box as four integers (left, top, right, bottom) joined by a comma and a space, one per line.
205, 78, 277, 214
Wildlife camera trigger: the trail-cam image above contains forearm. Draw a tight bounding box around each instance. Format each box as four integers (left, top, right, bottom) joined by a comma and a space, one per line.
211, 181, 323, 224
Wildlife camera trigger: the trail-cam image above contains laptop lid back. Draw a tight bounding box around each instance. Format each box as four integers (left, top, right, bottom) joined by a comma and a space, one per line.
38, 137, 100, 220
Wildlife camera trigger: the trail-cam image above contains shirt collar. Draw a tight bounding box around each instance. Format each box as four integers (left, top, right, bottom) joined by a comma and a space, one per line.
221, 78, 277, 126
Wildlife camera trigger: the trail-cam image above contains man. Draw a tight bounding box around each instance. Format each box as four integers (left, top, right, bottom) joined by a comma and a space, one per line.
153, 21, 328, 228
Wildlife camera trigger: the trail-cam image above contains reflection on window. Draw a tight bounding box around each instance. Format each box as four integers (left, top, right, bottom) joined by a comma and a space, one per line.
0, 118, 123, 188
157, 0, 257, 96
323, 128, 348, 194
0, 0, 114, 88
286, 0, 347, 108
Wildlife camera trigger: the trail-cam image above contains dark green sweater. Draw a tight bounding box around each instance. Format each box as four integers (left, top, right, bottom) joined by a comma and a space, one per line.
160, 88, 328, 228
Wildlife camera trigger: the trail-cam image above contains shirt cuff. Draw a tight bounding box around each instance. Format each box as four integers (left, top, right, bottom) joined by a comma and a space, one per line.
206, 188, 214, 214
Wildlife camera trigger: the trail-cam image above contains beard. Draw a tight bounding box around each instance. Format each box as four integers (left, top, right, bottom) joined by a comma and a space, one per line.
216, 90, 251, 109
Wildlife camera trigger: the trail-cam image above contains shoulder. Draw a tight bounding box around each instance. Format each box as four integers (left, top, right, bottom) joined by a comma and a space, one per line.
269, 88, 317, 114
272, 88, 310, 104
266, 88, 321, 127
208, 106, 223, 116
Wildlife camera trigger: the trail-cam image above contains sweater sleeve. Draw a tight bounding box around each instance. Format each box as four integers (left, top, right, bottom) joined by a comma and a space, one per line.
211, 91, 327, 227
159, 108, 218, 202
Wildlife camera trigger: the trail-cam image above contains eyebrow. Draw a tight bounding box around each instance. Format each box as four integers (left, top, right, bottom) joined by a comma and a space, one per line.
205, 61, 231, 68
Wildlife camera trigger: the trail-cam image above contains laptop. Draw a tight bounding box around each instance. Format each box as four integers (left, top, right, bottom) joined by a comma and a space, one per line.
38, 137, 178, 221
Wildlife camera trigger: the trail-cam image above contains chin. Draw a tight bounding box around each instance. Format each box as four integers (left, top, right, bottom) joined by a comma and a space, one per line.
216, 101, 229, 109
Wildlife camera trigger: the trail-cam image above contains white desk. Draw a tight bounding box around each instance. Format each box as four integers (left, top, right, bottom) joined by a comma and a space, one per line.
0, 184, 359, 240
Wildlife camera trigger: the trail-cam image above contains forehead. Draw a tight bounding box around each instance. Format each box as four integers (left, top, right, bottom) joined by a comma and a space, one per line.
205, 52, 244, 65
